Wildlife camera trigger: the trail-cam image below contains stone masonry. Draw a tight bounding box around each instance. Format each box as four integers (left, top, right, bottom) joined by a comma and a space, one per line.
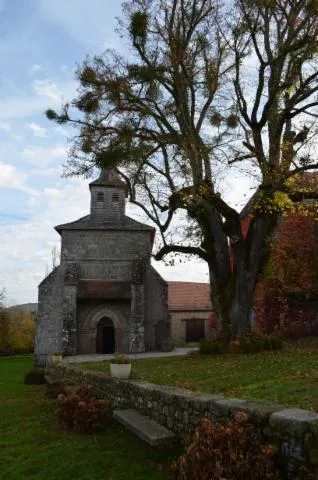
47, 361, 318, 479
34, 168, 172, 365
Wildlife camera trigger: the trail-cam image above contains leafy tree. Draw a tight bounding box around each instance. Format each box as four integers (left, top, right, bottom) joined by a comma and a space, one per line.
47, 0, 318, 338
254, 198, 318, 337
0, 289, 36, 354
0, 288, 10, 354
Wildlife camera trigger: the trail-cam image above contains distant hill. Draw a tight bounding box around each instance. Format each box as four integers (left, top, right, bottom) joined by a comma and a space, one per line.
8, 303, 38, 314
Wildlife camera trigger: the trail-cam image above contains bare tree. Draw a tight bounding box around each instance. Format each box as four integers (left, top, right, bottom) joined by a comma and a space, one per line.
0, 287, 6, 309
47, 0, 318, 338
45, 246, 60, 277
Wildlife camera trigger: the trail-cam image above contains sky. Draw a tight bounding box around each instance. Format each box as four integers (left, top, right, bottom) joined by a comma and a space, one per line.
0, 0, 254, 305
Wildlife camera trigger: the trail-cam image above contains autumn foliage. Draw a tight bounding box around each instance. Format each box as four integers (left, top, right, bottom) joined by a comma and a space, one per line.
254, 210, 318, 337
0, 307, 35, 355
57, 385, 111, 433
171, 413, 280, 480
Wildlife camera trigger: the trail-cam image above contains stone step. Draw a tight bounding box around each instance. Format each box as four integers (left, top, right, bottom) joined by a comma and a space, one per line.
113, 409, 176, 447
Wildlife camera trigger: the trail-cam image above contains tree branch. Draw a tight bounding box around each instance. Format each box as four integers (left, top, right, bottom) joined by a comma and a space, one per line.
287, 164, 318, 178
153, 244, 207, 261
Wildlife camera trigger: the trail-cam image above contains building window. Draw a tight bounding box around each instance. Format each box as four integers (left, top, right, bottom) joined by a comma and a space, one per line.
112, 192, 119, 202
97, 192, 104, 202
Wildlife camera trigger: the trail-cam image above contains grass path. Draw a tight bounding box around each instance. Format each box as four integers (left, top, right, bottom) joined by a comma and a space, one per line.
81, 341, 318, 411
0, 356, 173, 480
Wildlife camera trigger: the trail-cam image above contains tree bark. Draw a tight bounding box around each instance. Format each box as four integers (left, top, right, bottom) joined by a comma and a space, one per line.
202, 209, 279, 340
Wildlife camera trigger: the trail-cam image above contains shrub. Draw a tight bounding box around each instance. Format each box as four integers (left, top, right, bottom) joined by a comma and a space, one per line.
0, 307, 35, 355
239, 327, 282, 353
199, 339, 227, 355
24, 369, 46, 385
110, 353, 130, 364
228, 339, 241, 353
199, 328, 282, 356
56, 384, 111, 433
170, 413, 280, 480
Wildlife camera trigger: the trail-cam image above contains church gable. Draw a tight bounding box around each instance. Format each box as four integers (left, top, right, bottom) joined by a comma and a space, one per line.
34, 168, 172, 365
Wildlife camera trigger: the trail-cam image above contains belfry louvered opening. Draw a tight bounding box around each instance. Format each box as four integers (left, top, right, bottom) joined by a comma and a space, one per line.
97, 192, 104, 202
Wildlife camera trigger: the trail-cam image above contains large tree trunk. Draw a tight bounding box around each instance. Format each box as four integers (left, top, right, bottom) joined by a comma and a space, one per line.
204, 212, 279, 339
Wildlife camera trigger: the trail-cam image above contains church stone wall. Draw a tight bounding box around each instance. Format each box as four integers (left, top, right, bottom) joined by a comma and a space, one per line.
34, 266, 64, 365
61, 230, 152, 264
144, 266, 173, 351
71, 261, 133, 282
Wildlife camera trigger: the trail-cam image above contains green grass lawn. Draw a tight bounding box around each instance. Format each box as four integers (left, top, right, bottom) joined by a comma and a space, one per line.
0, 356, 174, 480
80, 340, 318, 411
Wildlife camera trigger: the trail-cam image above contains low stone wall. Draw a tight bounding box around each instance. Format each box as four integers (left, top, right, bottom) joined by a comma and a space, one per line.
47, 361, 318, 478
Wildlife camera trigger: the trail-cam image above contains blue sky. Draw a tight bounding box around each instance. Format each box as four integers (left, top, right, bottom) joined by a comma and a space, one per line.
0, 0, 252, 305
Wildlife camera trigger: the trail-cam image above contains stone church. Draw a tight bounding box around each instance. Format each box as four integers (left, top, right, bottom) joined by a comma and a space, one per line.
34, 169, 172, 365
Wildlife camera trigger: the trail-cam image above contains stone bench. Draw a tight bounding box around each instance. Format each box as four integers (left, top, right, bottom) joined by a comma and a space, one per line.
114, 409, 176, 448
44, 374, 66, 399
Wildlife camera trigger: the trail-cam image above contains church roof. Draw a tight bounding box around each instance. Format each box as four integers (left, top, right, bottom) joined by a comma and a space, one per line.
89, 168, 127, 193
168, 282, 212, 311
55, 214, 155, 234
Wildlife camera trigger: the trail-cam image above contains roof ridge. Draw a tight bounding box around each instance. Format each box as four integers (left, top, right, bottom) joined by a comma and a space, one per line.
55, 214, 154, 233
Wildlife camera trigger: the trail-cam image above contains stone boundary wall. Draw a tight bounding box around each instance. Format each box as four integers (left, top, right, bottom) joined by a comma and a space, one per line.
47, 361, 318, 478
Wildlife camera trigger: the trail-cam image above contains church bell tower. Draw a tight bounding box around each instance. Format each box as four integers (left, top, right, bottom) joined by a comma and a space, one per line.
89, 168, 128, 224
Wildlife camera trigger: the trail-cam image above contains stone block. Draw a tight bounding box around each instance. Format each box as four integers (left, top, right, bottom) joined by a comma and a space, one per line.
214, 398, 247, 416
192, 394, 224, 412
236, 401, 285, 424
270, 409, 318, 437
114, 409, 176, 447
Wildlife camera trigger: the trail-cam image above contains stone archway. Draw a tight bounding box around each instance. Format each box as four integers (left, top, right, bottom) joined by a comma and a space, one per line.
96, 317, 115, 354
77, 305, 127, 354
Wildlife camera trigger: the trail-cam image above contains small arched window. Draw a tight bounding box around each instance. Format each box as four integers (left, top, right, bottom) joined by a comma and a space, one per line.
97, 192, 104, 202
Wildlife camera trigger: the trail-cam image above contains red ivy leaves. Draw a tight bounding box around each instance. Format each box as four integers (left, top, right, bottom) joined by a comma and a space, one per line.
254, 210, 318, 336
269, 213, 317, 294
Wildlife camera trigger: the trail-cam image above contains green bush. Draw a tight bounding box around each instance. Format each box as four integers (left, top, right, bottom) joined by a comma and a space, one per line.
57, 384, 111, 433
199, 327, 283, 356
199, 339, 227, 355
170, 413, 280, 480
0, 308, 35, 355
239, 328, 283, 354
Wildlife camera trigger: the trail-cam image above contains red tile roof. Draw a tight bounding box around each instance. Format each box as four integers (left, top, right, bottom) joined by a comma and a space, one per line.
168, 282, 212, 311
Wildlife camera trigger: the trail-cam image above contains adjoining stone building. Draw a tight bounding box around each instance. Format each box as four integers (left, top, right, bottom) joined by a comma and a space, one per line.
168, 282, 214, 345
34, 169, 172, 365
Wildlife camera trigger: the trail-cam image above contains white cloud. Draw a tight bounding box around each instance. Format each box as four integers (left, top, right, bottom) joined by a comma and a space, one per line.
26, 121, 47, 137
0, 178, 89, 303
28, 64, 43, 76
10, 134, 24, 141
0, 79, 76, 121
54, 125, 68, 137
32, 79, 62, 101
0, 161, 26, 188
30, 166, 62, 177
22, 145, 67, 168
0, 122, 10, 132
0, 94, 57, 120
155, 258, 209, 283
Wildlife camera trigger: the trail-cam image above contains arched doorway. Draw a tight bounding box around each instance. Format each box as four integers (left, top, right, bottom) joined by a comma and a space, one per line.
96, 317, 115, 354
